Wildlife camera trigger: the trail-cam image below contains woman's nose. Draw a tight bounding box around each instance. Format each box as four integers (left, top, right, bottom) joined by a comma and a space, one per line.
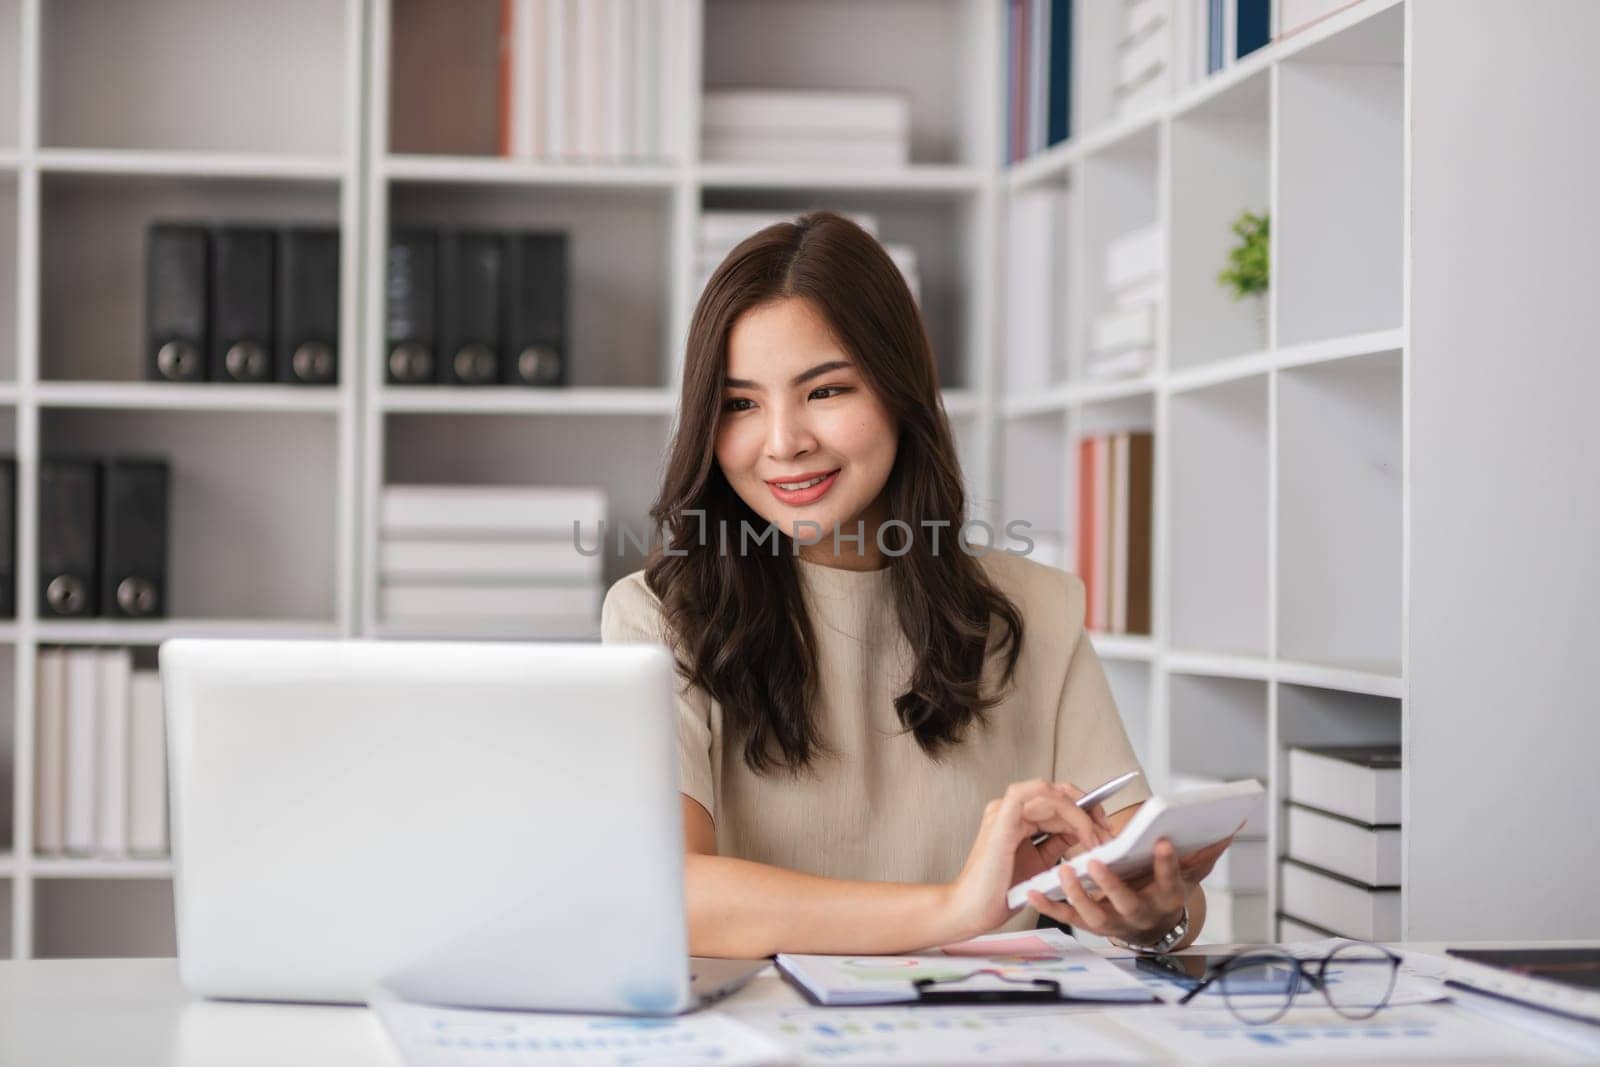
765, 406, 817, 460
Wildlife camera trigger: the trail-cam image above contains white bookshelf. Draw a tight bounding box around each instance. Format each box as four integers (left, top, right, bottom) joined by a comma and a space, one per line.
1, 0, 365, 959
999, 0, 1600, 943
2, 0, 1594, 960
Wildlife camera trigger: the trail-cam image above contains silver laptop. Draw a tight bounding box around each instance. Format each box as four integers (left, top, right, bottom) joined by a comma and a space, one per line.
160, 638, 765, 1013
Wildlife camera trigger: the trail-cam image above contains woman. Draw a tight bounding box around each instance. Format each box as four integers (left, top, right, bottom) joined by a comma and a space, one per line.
602, 211, 1229, 958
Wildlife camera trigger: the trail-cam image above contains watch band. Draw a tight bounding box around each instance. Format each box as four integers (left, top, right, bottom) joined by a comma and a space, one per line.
1113, 904, 1190, 955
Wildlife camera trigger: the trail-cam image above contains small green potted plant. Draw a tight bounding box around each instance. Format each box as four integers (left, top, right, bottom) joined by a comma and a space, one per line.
1218, 210, 1270, 346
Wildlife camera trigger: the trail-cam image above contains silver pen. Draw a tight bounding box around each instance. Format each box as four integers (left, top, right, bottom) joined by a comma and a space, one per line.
1027, 769, 1142, 849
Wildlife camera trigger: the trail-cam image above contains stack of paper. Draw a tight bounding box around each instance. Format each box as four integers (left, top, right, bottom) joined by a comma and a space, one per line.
701, 90, 910, 168
694, 212, 920, 306
378, 484, 606, 639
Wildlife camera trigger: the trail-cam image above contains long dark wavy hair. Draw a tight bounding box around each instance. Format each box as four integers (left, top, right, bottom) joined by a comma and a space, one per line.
644, 211, 1024, 775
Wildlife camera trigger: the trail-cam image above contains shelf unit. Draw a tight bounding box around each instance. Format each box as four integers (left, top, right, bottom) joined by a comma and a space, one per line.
998, 0, 1600, 943
1, 0, 366, 959
1000, 1, 1413, 940
3, 0, 1595, 958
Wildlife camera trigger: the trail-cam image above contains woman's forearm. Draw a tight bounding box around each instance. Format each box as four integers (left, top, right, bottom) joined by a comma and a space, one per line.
686, 853, 974, 957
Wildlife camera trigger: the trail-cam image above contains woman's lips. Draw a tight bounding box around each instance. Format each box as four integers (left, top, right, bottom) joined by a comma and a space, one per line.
766, 469, 841, 507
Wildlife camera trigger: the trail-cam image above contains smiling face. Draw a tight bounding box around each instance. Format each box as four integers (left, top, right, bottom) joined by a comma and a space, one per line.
714, 296, 899, 570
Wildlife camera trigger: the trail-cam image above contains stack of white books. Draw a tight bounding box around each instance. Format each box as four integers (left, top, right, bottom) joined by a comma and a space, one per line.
499, 0, 666, 162
694, 212, 920, 306
34, 648, 168, 859
701, 90, 910, 168
1171, 772, 1269, 943
379, 484, 606, 639
1087, 222, 1163, 381
1114, 0, 1173, 117
1280, 745, 1403, 942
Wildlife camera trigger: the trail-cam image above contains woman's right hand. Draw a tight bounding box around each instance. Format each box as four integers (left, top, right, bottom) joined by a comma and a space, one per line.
940, 779, 1114, 942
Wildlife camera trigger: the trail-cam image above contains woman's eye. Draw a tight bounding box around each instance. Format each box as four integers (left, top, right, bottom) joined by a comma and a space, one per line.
809, 386, 849, 400
723, 397, 754, 412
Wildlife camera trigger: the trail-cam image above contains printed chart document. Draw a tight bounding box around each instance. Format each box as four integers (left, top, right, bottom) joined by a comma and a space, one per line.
370, 991, 787, 1067
775, 929, 1152, 1006
1122, 1005, 1584, 1064
743, 1004, 1146, 1064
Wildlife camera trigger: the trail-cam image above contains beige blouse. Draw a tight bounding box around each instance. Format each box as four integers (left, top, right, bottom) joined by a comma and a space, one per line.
600, 550, 1151, 919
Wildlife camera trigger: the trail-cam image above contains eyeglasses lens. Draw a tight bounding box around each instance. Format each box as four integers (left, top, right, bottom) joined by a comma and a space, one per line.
1219, 951, 1302, 1024
1321, 942, 1399, 1019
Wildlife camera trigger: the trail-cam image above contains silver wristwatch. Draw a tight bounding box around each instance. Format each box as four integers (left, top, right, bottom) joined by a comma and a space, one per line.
1114, 905, 1190, 955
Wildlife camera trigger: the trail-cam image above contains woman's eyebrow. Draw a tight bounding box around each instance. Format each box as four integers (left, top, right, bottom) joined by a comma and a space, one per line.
725, 359, 855, 391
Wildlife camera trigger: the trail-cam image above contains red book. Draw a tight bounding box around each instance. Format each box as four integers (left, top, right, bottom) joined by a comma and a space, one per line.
1077, 435, 1097, 631
498, 0, 514, 157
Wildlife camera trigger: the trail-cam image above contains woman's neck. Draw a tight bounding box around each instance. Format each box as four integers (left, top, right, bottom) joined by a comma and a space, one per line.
795, 494, 893, 571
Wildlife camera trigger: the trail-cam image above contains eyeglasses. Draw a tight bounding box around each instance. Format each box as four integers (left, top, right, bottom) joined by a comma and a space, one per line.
1160, 941, 1402, 1024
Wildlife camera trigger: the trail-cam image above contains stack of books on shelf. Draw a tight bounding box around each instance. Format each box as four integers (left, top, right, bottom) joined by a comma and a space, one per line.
1087, 222, 1162, 381
378, 484, 605, 639
497, 0, 665, 162
700, 90, 909, 168
1003, 0, 1072, 164
1279, 744, 1403, 941
34, 648, 168, 859
1173, 772, 1269, 943
1115, 0, 1173, 117
694, 212, 920, 306
1172, 0, 1271, 88
1076, 431, 1153, 636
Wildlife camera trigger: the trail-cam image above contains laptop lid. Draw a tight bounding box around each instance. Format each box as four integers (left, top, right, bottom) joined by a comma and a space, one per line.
161, 638, 693, 1013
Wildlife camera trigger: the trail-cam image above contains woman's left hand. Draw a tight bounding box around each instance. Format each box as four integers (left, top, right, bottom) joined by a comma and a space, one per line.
1027, 835, 1233, 945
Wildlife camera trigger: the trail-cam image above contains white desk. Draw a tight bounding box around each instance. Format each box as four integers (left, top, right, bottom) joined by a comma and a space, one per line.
0, 943, 1594, 1066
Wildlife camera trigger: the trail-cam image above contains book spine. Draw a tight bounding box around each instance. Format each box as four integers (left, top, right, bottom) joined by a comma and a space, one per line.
498, 0, 514, 156
1110, 432, 1131, 634
1093, 433, 1112, 632
546, 0, 570, 158
34, 648, 68, 855
380, 582, 602, 620
379, 537, 604, 580
700, 91, 910, 136
63, 649, 99, 856
1076, 436, 1095, 630
1030, 0, 1048, 156
380, 487, 606, 532
1125, 432, 1154, 635
128, 671, 169, 856
1047, 0, 1072, 146
1280, 859, 1401, 941
1235, 0, 1270, 59
95, 648, 132, 857
606, 0, 631, 161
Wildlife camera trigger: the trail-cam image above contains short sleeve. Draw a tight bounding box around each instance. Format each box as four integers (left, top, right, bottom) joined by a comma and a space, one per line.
1051, 576, 1153, 815
600, 571, 717, 820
